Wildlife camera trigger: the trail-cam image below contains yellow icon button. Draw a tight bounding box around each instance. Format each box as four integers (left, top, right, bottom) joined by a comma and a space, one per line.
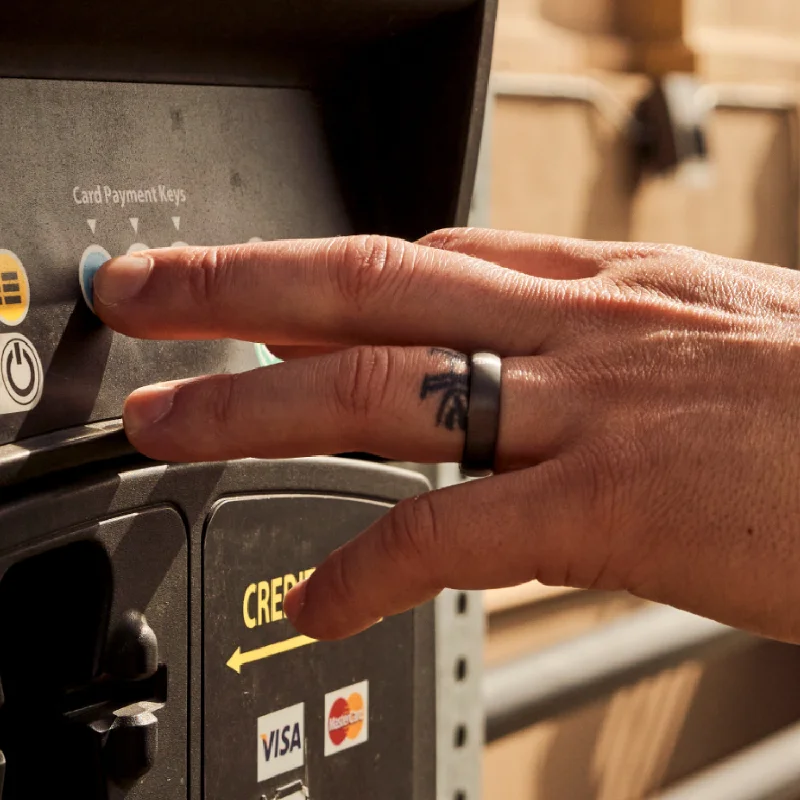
0, 251, 30, 326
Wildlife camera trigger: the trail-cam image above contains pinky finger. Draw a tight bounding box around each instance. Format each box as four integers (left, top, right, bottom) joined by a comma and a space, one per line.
283, 462, 608, 640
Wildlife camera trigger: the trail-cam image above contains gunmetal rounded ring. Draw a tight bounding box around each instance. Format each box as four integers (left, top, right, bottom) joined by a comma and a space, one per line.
461, 351, 502, 478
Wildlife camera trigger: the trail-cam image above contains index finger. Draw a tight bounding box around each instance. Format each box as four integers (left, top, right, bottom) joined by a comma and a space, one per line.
93, 235, 571, 355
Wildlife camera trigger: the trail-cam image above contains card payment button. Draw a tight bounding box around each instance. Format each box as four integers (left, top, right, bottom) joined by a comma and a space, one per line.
79, 245, 112, 312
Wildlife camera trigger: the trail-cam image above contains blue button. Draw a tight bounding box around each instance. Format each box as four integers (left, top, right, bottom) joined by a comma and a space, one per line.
79, 245, 112, 312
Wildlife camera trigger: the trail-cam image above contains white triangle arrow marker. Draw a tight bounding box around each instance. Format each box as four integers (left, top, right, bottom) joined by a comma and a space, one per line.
129, 217, 139, 234
87, 219, 97, 235
172, 216, 181, 231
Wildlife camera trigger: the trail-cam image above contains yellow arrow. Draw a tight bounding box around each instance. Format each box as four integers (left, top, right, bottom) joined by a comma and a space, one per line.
227, 635, 317, 674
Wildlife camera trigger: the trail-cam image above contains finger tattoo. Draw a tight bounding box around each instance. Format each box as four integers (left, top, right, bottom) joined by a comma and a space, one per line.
420, 348, 468, 432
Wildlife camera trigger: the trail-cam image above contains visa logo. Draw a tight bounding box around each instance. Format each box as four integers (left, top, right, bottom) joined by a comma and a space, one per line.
257, 702, 305, 782
261, 723, 302, 761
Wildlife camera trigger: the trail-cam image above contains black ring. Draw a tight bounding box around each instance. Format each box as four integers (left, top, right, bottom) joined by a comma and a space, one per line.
461, 351, 502, 478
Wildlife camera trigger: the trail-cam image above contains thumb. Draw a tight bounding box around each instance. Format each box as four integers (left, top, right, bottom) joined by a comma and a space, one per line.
282, 460, 610, 640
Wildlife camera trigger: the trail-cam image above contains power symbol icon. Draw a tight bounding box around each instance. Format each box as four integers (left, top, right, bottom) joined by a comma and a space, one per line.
6, 341, 36, 398
0, 335, 43, 410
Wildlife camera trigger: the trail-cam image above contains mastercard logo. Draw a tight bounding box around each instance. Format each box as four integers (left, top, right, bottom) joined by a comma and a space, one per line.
324, 680, 369, 756
327, 692, 365, 746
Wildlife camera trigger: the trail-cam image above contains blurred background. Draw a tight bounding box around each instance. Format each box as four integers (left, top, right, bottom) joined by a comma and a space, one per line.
470, 1, 800, 798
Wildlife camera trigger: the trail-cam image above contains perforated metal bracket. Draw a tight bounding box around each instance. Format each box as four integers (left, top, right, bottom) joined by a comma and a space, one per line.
434, 464, 484, 800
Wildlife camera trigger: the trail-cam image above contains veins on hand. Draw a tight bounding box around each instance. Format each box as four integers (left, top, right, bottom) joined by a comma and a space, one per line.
420, 349, 468, 432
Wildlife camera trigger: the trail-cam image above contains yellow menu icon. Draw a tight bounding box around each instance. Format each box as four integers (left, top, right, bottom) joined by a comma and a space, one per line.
0, 251, 30, 326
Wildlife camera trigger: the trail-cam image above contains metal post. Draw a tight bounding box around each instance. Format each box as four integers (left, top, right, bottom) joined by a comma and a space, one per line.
434, 464, 484, 800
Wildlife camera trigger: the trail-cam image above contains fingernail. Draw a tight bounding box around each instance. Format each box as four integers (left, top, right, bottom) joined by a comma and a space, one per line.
124, 384, 176, 436
284, 580, 308, 626
94, 254, 153, 305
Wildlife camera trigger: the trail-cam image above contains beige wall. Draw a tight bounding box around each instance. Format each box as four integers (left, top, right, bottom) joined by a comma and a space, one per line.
483, 2, 800, 797
488, 0, 800, 267
489, 95, 797, 267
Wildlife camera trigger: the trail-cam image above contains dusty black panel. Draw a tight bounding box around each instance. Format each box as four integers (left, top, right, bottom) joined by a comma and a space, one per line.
0, 0, 496, 446
0, 79, 349, 444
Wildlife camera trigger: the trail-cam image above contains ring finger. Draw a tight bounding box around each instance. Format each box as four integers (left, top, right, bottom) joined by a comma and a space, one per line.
123, 346, 572, 467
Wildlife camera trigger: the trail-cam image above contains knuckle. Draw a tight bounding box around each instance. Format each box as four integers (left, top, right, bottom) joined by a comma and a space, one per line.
568, 434, 645, 530
206, 374, 241, 435
572, 354, 624, 400
591, 272, 668, 308
604, 241, 696, 270
185, 247, 237, 307
530, 451, 623, 590
599, 243, 704, 295
379, 494, 441, 576
417, 227, 471, 251
332, 346, 395, 421
334, 235, 417, 308
659, 242, 700, 261
324, 547, 360, 612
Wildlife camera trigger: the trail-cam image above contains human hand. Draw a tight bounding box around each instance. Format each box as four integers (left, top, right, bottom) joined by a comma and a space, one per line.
94, 229, 800, 643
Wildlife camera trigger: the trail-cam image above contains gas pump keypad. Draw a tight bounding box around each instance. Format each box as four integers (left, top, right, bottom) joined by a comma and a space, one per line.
0, 78, 350, 444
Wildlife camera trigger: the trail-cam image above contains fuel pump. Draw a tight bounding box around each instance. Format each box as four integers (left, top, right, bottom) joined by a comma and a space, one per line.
0, 1, 496, 797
